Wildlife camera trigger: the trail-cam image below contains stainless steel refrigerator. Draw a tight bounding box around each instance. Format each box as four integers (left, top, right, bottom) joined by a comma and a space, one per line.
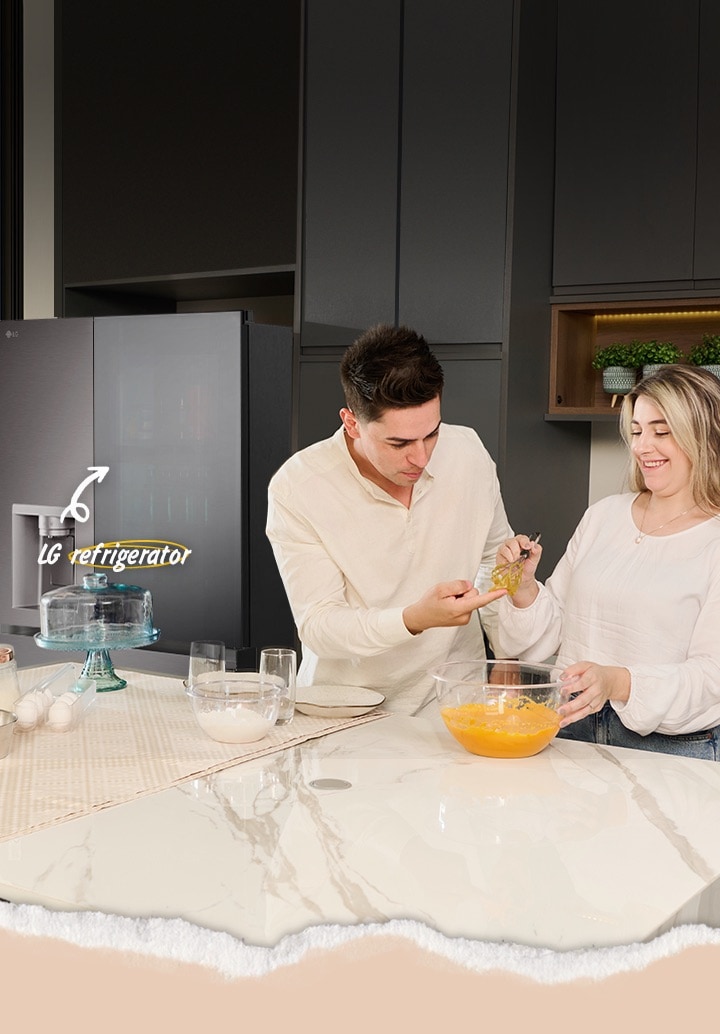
0, 311, 294, 670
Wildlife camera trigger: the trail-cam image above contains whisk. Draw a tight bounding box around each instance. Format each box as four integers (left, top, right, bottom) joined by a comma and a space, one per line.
490, 532, 541, 595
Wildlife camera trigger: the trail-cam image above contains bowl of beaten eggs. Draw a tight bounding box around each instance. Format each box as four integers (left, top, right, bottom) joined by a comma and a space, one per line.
431, 660, 563, 759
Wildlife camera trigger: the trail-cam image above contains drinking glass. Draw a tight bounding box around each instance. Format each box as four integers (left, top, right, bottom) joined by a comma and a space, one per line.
473, 562, 495, 594
259, 647, 296, 725
188, 640, 226, 687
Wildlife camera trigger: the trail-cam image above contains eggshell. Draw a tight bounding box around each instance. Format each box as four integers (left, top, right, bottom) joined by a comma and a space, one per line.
47, 699, 73, 731
15, 697, 39, 730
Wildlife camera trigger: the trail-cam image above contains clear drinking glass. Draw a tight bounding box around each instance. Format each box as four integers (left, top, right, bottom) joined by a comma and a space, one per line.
259, 647, 296, 725
188, 640, 226, 687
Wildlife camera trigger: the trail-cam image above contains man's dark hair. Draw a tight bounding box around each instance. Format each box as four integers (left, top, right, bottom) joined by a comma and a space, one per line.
339, 323, 444, 423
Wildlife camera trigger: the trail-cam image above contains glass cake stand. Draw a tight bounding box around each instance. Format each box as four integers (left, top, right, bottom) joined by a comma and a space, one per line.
34, 627, 161, 692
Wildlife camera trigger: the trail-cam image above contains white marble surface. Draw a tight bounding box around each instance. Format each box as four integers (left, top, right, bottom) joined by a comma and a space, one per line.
2, 692, 720, 951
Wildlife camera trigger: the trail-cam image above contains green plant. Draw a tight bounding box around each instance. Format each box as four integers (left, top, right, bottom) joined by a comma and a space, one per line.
591, 341, 643, 371
635, 340, 683, 365
688, 334, 720, 366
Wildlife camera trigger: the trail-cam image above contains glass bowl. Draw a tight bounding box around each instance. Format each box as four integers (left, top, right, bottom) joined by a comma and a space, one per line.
430, 659, 563, 759
186, 677, 282, 744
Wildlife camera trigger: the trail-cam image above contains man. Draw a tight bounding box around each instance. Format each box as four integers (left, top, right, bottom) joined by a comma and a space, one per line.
266, 324, 512, 714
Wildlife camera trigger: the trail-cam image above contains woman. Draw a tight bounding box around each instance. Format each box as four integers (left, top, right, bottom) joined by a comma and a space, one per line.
494, 364, 720, 760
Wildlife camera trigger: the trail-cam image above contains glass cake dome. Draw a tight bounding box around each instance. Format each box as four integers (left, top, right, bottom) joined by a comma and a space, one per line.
35, 573, 160, 691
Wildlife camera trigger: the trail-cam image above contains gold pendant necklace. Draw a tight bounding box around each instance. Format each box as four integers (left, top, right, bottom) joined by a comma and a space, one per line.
634, 500, 694, 544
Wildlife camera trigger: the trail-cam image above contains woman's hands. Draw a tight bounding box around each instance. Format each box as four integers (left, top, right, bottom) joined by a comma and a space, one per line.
557, 662, 631, 728
494, 534, 543, 607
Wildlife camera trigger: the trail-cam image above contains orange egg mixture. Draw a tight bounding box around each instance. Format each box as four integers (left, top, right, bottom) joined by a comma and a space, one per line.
441, 698, 560, 758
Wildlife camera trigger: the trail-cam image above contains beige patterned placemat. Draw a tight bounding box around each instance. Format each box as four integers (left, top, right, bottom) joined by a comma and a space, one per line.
0, 665, 390, 842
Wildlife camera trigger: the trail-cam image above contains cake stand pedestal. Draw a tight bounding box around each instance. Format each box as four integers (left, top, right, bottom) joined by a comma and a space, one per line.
34, 630, 161, 692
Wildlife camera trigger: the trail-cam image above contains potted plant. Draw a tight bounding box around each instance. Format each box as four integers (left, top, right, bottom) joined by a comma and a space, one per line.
635, 340, 684, 378
591, 342, 642, 404
688, 334, 720, 378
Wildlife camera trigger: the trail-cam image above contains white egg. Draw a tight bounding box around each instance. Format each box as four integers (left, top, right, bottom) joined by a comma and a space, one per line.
47, 700, 73, 731
15, 696, 39, 730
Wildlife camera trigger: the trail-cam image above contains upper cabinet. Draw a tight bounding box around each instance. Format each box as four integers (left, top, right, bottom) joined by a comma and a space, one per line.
694, 1, 720, 283
300, 0, 401, 338
552, 0, 720, 294
300, 0, 513, 345
396, 1, 512, 343
58, 0, 301, 314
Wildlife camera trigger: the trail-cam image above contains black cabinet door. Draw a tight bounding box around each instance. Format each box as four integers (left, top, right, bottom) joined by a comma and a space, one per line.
301, 0, 514, 345
60, 0, 300, 287
301, 0, 401, 342
553, 0, 698, 290
694, 0, 720, 282
399, 0, 513, 343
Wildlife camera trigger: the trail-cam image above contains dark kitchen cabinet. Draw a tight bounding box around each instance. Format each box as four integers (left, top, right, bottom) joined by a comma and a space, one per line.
300, 0, 513, 346
694, 0, 720, 284
553, 0, 720, 295
553, 0, 699, 292
57, 0, 301, 313
300, 0, 400, 338
397, 1, 512, 343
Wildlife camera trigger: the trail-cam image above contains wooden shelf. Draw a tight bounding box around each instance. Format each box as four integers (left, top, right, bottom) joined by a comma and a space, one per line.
547, 297, 720, 418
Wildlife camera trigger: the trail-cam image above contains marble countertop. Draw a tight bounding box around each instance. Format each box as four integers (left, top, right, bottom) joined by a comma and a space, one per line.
1, 676, 720, 951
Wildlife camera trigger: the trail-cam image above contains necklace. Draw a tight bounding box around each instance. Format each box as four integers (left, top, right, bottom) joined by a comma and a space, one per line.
634, 499, 695, 544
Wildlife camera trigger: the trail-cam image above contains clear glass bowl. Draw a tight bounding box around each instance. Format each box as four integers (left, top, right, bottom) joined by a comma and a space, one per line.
430, 659, 563, 759
186, 677, 282, 744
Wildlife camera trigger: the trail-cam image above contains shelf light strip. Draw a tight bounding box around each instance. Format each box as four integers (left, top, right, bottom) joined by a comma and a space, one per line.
597, 311, 720, 320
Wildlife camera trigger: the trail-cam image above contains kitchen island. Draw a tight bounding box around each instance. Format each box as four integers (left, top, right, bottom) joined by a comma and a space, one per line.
1, 666, 719, 952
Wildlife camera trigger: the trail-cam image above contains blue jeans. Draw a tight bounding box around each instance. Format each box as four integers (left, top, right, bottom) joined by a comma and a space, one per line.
557, 702, 720, 761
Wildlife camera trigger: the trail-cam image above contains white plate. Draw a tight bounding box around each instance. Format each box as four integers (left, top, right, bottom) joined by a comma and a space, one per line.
294, 684, 386, 718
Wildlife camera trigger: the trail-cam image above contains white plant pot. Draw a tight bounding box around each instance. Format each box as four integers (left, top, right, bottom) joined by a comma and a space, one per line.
699, 364, 720, 379
602, 366, 636, 394
642, 363, 670, 378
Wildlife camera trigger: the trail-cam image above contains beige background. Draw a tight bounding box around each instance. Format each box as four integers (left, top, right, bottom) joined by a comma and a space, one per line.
1, 926, 715, 1033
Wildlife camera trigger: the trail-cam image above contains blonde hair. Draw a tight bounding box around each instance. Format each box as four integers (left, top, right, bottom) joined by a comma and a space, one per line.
620, 365, 720, 512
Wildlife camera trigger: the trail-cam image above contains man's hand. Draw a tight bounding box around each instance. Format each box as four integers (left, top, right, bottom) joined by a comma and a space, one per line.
403, 579, 507, 635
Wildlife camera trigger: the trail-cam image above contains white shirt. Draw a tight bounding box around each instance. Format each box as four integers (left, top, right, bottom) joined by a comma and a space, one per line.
495, 493, 720, 735
266, 424, 512, 714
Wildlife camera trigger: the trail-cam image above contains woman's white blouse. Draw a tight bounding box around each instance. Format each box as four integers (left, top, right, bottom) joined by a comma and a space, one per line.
495, 493, 720, 735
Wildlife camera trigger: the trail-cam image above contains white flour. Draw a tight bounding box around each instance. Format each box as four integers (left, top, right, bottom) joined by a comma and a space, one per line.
195, 706, 274, 743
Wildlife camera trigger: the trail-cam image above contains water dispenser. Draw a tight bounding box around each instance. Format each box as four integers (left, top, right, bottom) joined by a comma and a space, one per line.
12, 504, 76, 612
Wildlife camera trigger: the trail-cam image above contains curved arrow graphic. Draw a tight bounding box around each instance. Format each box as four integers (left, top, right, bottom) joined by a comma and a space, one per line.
60, 466, 110, 523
